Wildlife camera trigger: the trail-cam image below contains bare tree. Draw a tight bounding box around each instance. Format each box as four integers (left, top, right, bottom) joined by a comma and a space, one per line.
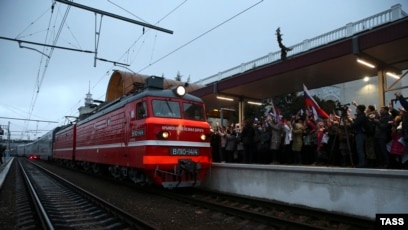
175, 71, 182, 81
276, 27, 292, 61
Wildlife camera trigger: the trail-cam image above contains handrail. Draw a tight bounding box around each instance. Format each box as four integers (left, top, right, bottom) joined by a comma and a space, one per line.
194, 4, 406, 85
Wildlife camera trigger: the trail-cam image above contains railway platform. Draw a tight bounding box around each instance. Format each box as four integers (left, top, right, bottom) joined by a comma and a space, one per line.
202, 163, 408, 220
0, 156, 13, 190
2, 157, 406, 221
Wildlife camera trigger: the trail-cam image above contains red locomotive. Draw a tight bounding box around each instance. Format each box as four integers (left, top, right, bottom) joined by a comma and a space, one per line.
53, 73, 212, 188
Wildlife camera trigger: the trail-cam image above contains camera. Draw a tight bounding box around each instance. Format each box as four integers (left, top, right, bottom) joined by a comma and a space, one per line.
335, 101, 350, 117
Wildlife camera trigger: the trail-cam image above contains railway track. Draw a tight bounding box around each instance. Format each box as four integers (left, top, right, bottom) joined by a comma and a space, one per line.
22, 159, 376, 229
159, 188, 376, 229
17, 158, 158, 230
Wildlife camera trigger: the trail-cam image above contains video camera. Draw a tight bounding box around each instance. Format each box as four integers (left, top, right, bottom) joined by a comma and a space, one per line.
335, 101, 350, 117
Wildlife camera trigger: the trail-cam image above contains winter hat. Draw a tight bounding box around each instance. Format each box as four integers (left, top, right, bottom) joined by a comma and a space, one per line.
357, 105, 366, 113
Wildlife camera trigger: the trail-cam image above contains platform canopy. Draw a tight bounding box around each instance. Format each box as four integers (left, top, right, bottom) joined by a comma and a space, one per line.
191, 17, 408, 110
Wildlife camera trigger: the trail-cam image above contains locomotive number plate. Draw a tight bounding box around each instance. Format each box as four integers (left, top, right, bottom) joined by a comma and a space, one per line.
170, 148, 199, 156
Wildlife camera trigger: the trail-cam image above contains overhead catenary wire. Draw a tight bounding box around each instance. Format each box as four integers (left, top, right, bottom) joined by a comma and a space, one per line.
62, 20, 83, 50
131, 0, 188, 68
0, 117, 58, 123
107, 0, 188, 71
107, 0, 149, 23
9, 1, 262, 139
55, 0, 173, 34
23, 5, 56, 138
38, 4, 72, 89
4, 2, 155, 140
147, 0, 188, 67
15, 8, 50, 39
23, 3, 72, 138
90, 1, 189, 98
90, 0, 262, 103
137, 0, 263, 73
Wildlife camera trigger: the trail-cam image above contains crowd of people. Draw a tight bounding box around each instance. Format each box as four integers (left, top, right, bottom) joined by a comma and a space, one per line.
210, 93, 408, 169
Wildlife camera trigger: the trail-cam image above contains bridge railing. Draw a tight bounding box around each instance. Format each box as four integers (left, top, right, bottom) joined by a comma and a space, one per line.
195, 4, 407, 85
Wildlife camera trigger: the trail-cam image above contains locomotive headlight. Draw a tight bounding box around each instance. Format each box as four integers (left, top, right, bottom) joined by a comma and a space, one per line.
157, 131, 170, 139
200, 134, 206, 141
161, 131, 169, 139
175, 85, 186, 97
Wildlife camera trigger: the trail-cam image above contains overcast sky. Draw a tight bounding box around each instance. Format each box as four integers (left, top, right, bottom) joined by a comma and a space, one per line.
0, 0, 407, 140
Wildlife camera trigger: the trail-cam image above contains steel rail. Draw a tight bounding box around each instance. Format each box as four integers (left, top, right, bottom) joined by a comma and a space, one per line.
30, 160, 159, 230
18, 159, 54, 230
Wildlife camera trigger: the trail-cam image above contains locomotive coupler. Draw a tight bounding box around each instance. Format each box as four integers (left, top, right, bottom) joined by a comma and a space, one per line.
178, 159, 201, 174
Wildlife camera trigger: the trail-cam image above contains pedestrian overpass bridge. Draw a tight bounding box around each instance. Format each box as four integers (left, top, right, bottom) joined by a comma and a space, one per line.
192, 4, 408, 119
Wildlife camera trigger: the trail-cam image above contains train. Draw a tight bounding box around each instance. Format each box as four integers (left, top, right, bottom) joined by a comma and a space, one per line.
16, 129, 56, 160
19, 74, 212, 188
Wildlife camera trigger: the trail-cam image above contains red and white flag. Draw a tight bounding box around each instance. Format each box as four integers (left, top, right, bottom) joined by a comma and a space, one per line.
269, 100, 281, 124
303, 84, 329, 120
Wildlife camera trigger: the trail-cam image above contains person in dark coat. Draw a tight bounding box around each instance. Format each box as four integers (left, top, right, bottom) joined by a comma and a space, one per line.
351, 104, 367, 167
374, 106, 392, 168
268, 118, 282, 164
0, 144, 6, 164
225, 128, 237, 163
241, 119, 255, 163
292, 118, 305, 165
210, 128, 221, 162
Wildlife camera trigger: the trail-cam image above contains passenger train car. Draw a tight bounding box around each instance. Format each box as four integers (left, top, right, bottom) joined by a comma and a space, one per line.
16, 130, 54, 160
49, 75, 212, 188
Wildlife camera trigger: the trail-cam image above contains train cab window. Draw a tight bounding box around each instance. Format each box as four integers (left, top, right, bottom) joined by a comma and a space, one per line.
152, 100, 181, 118
136, 101, 147, 119
183, 103, 205, 121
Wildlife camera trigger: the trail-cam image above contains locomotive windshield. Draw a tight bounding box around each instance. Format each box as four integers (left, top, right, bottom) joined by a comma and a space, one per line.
152, 100, 181, 118
183, 103, 205, 121
152, 99, 205, 121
